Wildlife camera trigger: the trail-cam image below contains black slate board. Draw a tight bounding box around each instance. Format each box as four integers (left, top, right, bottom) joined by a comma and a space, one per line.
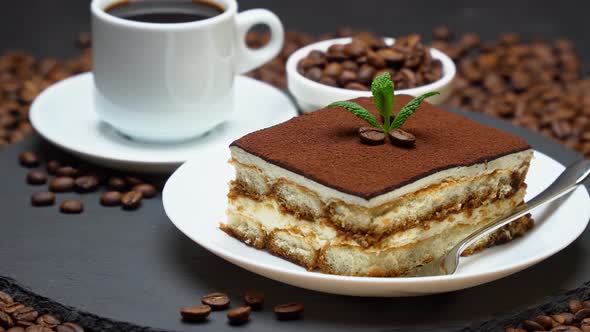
2, 1, 590, 331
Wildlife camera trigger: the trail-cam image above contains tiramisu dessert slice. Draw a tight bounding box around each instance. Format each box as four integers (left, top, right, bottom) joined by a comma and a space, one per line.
222, 74, 533, 277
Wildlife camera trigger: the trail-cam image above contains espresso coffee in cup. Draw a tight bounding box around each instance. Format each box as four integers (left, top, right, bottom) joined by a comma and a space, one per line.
105, 0, 224, 23
91, 0, 284, 142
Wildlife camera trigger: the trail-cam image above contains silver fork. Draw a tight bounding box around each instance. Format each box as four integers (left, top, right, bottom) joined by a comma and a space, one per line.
410, 158, 590, 277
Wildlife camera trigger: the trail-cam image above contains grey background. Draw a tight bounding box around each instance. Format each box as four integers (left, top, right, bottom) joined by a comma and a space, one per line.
1, 1, 590, 331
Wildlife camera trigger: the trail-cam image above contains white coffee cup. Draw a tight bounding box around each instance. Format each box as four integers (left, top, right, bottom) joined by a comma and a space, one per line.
91, 0, 284, 142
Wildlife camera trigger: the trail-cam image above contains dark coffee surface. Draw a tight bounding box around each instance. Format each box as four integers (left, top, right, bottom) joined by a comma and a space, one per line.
1, 1, 590, 332
105, 0, 223, 23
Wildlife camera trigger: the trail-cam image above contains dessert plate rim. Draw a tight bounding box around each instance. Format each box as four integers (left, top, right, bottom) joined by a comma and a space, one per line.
29, 72, 298, 172
163, 149, 590, 296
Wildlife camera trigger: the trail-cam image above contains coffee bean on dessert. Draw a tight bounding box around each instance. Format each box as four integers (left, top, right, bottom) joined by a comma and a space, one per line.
100, 191, 121, 207
59, 200, 83, 214
358, 127, 385, 145
55, 166, 78, 177
132, 184, 157, 198
26, 171, 47, 185
31, 192, 55, 207
388, 129, 416, 147
49, 177, 75, 192
571, 300, 584, 314
0, 291, 13, 304
201, 292, 230, 310
227, 306, 251, 325
35, 315, 60, 329
18, 152, 40, 168
0, 312, 13, 329
273, 302, 304, 321
55, 323, 83, 332
243, 290, 264, 310
180, 305, 211, 322
107, 176, 127, 191
46, 160, 61, 175
74, 175, 99, 193
121, 191, 143, 210
12, 307, 38, 322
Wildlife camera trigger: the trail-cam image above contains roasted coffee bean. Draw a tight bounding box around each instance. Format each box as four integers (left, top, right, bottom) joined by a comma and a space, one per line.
243, 290, 264, 310
357, 65, 376, 85
35, 315, 59, 328
549, 327, 582, 332
132, 184, 157, 198
338, 70, 357, 86
575, 308, 590, 321
16, 321, 34, 328
59, 200, 83, 214
367, 52, 386, 68
180, 305, 211, 322
100, 191, 121, 207
0, 291, 14, 305
55, 323, 83, 332
30, 192, 55, 207
341, 60, 358, 71
19, 152, 40, 168
522, 319, 545, 331
378, 48, 405, 63
553, 313, 575, 325
55, 166, 78, 177
534, 315, 555, 329
343, 40, 367, 58
24, 326, 53, 332
49, 177, 75, 192
2, 303, 24, 315
7, 327, 25, 332
323, 62, 342, 77
26, 171, 47, 185
433, 26, 452, 41
0, 312, 14, 329
303, 67, 322, 82
358, 127, 385, 145
227, 306, 251, 325
388, 129, 416, 147
571, 301, 584, 314
273, 302, 304, 321
74, 176, 99, 193
46, 160, 61, 175
121, 191, 143, 210
584, 301, 590, 309
12, 307, 38, 322
106, 176, 127, 191
201, 292, 230, 310
344, 82, 369, 91
318, 76, 337, 87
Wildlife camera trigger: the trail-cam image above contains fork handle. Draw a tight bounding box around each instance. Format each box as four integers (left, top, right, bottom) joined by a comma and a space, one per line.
456, 158, 590, 255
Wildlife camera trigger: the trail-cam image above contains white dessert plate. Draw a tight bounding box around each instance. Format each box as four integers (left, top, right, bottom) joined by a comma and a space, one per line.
163, 149, 590, 297
29, 72, 298, 173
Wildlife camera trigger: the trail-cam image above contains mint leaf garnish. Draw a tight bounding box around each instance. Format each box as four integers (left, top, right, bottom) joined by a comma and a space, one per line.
371, 72, 394, 132
329, 101, 383, 130
391, 92, 440, 129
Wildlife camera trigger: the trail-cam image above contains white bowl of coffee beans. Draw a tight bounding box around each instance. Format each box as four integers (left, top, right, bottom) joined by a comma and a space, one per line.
286, 35, 456, 112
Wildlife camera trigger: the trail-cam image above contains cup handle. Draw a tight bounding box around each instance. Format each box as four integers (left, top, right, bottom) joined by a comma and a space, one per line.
235, 9, 284, 74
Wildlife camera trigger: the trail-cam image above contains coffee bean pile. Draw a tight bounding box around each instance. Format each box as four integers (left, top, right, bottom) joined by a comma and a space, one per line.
19, 151, 157, 214
0, 34, 91, 149
431, 26, 590, 157
296, 34, 443, 91
180, 290, 303, 326
506, 299, 590, 331
0, 290, 84, 332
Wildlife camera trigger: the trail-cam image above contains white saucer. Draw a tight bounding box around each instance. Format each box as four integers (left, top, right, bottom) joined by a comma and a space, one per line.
163, 150, 590, 297
30, 72, 298, 173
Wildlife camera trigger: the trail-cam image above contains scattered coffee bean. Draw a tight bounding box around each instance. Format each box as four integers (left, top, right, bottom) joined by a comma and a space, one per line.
0, 312, 14, 329
2, 303, 25, 314
571, 300, 585, 314
132, 184, 157, 198
55, 166, 78, 177
243, 290, 264, 310
227, 306, 251, 325
521, 319, 545, 331
49, 177, 75, 193
30, 192, 55, 207
388, 129, 416, 147
358, 127, 385, 145
12, 307, 38, 322
18, 152, 40, 168
201, 292, 230, 310
273, 302, 304, 321
121, 191, 142, 210
100, 191, 121, 207
24, 326, 53, 332
534, 315, 555, 330
26, 171, 47, 185
35, 315, 59, 329
55, 323, 83, 332
59, 200, 83, 214
7, 327, 25, 332
180, 305, 211, 322
553, 313, 575, 325
575, 309, 590, 321
0, 291, 14, 304
107, 177, 127, 191
46, 160, 61, 175
124, 176, 143, 186
74, 175, 99, 193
